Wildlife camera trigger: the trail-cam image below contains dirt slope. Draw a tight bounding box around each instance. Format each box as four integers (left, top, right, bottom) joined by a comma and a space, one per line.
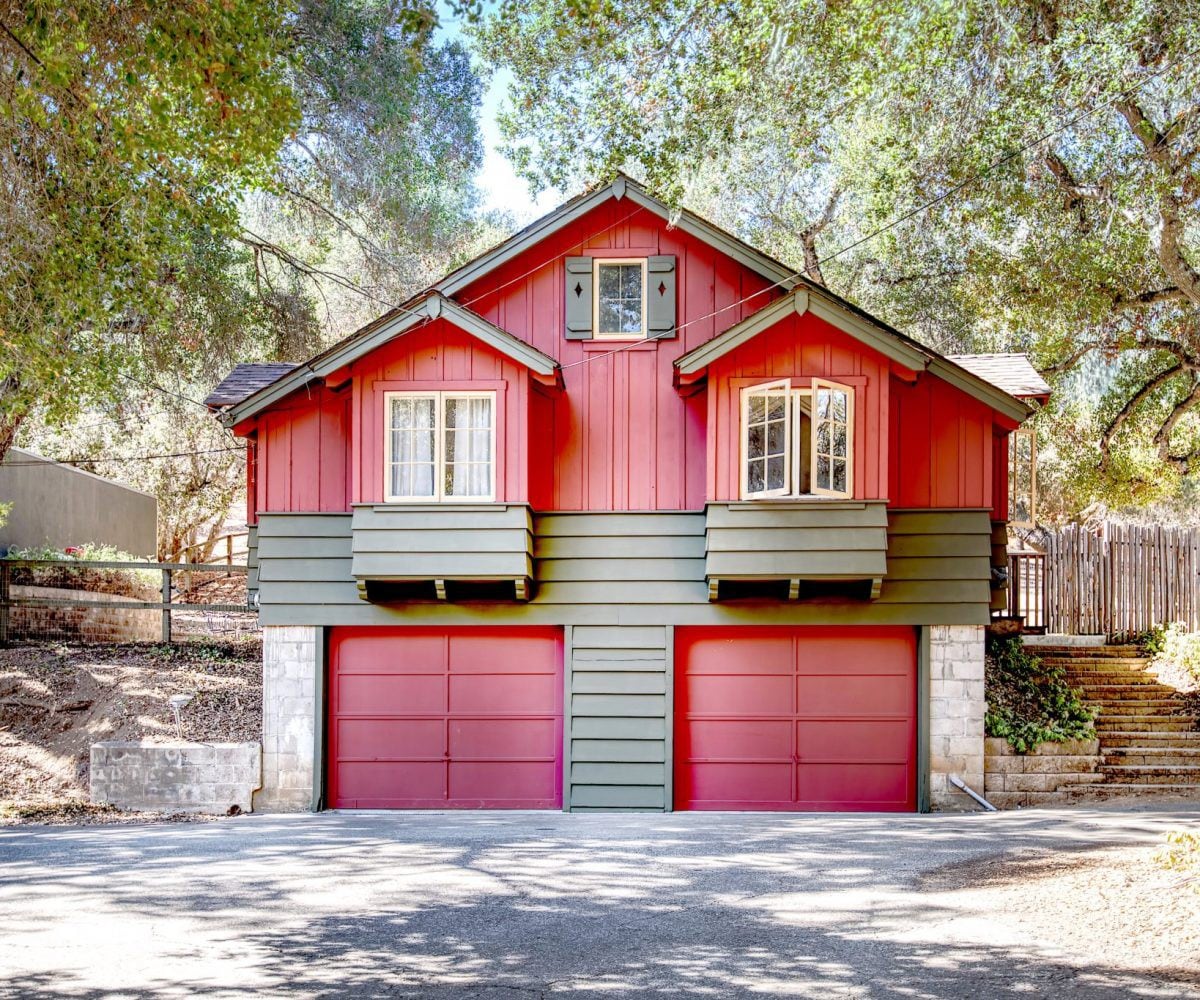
0, 640, 261, 820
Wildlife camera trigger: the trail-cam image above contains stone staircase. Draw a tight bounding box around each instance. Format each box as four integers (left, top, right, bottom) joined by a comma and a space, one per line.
1034, 644, 1200, 804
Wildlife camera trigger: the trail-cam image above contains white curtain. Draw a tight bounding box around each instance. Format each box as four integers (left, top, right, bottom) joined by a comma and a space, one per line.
444, 396, 493, 498
390, 396, 436, 497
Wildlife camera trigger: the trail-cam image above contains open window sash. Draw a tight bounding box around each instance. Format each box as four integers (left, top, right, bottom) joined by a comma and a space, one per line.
810, 377, 853, 499
742, 379, 792, 499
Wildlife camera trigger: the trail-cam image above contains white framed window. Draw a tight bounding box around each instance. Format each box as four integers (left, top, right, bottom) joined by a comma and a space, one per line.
741, 378, 854, 499
384, 391, 495, 502
593, 258, 647, 339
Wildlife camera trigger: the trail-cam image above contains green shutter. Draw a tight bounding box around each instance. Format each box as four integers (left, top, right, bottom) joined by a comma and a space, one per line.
647, 255, 677, 338
565, 257, 593, 340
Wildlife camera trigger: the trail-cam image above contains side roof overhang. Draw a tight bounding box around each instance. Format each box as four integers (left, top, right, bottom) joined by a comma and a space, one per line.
674, 288, 1033, 424
216, 294, 561, 427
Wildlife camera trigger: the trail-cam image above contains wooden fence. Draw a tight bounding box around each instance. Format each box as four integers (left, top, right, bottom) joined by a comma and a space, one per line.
0, 558, 254, 644
1008, 523, 1200, 637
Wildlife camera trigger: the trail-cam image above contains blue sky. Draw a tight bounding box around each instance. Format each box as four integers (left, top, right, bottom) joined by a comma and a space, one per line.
436, 6, 563, 224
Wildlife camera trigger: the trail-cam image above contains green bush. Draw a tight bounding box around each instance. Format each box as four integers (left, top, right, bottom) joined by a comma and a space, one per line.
1145, 622, 1200, 686
4, 543, 158, 599
985, 635, 1096, 753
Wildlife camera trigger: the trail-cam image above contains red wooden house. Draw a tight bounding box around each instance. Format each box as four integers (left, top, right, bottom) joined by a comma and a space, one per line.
207, 176, 1046, 813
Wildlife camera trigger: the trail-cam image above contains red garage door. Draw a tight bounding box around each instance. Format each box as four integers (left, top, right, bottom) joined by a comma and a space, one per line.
328, 627, 563, 809
675, 627, 916, 811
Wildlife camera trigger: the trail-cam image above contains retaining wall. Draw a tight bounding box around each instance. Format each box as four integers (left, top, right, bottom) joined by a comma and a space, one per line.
90, 741, 262, 814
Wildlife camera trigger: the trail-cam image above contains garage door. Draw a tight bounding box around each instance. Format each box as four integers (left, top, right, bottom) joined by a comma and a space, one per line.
675, 627, 916, 811
328, 627, 562, 808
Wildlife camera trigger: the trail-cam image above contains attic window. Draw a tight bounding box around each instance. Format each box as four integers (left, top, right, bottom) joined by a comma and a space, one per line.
741, 378, 854, 499
593, 259, 646, 339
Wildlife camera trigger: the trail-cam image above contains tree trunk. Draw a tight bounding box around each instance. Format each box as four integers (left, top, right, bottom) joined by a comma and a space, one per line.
0, 377, 28, 467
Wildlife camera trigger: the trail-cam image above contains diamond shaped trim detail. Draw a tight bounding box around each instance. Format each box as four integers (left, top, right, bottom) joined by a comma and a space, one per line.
574, 281, 583, 298
658, 281, 667, 296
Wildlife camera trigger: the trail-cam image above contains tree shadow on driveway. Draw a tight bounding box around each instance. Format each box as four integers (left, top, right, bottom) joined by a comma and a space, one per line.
1, 809, 1198, 998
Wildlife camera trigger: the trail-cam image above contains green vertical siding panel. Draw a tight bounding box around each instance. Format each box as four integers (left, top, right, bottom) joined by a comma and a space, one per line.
567, 624, 669, 812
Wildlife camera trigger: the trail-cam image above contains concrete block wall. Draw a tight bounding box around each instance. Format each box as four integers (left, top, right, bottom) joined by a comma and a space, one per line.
928, 624, 986, 810
258, 625, 320, 812
90, 742, 260, 814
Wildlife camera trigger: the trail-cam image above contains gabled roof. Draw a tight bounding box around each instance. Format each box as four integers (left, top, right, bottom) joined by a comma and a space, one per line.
947, 353, 1051, 401
674, 289, 1033, 423
213, 295, 561, 424
203, 363, 300, 408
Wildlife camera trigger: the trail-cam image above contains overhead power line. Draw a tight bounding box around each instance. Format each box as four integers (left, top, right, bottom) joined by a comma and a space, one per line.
2, 447, 243, 468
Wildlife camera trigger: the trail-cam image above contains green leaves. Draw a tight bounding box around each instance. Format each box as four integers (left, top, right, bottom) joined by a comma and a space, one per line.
985, 635, 1097, 753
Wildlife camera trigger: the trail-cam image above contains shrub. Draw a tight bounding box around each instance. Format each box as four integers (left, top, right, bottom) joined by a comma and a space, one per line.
985, 635, 1097, 753
4, 543, 159, 599
1144, 622, 1200, 687
1157, 831, 1200, 892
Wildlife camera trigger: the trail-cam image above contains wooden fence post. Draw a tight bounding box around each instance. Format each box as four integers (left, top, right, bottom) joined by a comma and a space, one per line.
0, 561, 9, 645
226, 533, 233, 575
161, 568, 172, 643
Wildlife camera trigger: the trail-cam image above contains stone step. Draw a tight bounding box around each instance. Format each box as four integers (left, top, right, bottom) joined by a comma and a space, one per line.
1029, 646, 1143, 656
1104, 748, 1200, 766
1099, 732, 1200, 748
1094, 700, 1191, 712
1096, 721, 1198, 734
1069, 678, 1171, 689
987, 785, 1200, 809
1099, 764, 1200, 784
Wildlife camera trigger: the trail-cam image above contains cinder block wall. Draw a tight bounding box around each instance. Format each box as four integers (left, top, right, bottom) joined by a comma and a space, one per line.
91, 742, 260, 814
258, 625, 320, 812
928, 624, 986, 810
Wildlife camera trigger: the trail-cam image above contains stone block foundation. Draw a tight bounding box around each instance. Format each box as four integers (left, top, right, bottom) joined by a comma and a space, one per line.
90, 742, 261, 814
928, 624, 986, 810
258, 624, 320, 812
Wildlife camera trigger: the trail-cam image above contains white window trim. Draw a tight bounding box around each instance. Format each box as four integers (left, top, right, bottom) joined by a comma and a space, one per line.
811, 377, 854, 499
1009, 427, 1036, 527
740, 377, 854, 501
592, 258, 648, 340
383, 390, 497, 503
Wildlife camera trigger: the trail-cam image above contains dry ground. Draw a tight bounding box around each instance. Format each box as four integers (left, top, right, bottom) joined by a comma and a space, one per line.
0, 639, 261, 824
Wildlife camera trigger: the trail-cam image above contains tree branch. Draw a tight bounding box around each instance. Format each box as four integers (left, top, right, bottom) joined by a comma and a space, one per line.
1100, 361, 1184, 451
1155, 377, 1200, 462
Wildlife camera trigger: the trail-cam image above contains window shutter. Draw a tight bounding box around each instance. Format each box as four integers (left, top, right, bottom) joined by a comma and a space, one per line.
564, 257, 593, 340
647, 255, 677, 338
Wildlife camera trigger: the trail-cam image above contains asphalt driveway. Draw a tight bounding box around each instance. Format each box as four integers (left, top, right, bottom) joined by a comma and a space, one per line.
1, 807, 1199, 999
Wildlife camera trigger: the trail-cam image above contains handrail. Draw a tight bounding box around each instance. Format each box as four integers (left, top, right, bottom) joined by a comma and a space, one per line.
1, 558, 248, 573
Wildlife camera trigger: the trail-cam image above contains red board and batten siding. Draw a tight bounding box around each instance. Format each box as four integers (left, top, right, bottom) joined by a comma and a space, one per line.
889, 375, 995, 509
328, 627, 563, 808
674, 627, 917, 811
348, 320, 532, 504
457, 199, 783, 511
253, 384, 351, 520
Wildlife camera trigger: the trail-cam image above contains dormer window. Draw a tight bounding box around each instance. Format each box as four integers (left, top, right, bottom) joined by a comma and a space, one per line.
741, 378, 853, 499
594, 258, 647, 339
384, 391, 495, 502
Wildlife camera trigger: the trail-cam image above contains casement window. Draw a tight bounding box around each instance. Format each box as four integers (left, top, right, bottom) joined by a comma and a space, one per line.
741, 378, 854, 499
384, 391, 495, 502
1009, 427, 1036, 527
564, 255, 676, 340
593, 258, 648, 339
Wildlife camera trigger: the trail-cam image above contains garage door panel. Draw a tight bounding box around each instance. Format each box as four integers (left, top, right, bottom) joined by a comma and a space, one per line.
337, 674, 445, 715
329, 627, 562, 809
336, 718, 444, 759
335, 761, 445, 804
795, 720, 912, 763
449, 673, 558, 715
685, 675, 792, 716
680, 762, 794, 807
675, 627, 916, 812
795, 674, 913, 717
449, 762, 559, 805
450, 633, 558, 673
680, 636, 793, 674
335, 633, 446, 673
685, 719, 791, 761
449, 718, 558, 759
797, 762, 912, 807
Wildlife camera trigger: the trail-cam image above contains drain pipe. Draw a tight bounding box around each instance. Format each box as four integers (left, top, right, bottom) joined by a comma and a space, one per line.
949, 775, 998, 812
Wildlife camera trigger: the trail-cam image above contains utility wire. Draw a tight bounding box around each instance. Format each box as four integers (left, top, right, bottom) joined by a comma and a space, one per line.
2, 447, 242, 468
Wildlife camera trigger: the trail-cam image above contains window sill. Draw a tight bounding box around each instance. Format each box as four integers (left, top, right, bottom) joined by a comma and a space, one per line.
726, 497, 869, 509
581, 339, 659, 352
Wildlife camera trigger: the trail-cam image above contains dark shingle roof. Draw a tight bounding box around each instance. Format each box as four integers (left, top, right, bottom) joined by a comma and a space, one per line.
946, 353, 1051, 400
204, 363, 300, 408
